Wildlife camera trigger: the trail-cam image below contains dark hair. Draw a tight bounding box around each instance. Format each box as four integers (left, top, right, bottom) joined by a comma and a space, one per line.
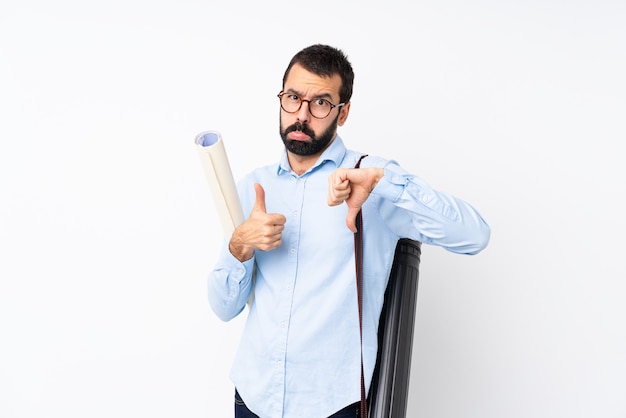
282, 44, 354, 104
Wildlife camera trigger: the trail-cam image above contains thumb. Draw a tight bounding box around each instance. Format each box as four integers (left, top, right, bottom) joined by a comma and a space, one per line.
345, 206, 361, 233
253, 183, 267, 213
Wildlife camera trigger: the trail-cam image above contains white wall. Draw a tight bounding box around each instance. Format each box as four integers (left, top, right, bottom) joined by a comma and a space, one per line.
1, 1, 624, 417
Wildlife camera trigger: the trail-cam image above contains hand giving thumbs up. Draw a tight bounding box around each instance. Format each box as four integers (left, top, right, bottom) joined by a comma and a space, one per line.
229, 183, 287, 261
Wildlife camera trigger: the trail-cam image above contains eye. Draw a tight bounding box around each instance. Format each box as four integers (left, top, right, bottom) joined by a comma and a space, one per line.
286, 94, 300, 102
313, 98, 330, 107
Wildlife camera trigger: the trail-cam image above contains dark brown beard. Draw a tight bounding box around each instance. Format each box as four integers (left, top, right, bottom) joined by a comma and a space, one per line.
280, 115, 339, 156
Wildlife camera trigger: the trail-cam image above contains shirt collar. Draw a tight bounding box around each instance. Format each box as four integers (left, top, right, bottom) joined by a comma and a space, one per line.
277, 135, 347, 176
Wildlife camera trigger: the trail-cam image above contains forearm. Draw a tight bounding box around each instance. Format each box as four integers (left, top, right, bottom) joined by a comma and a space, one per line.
373, 160, 491, 254
401, 187, 491, 254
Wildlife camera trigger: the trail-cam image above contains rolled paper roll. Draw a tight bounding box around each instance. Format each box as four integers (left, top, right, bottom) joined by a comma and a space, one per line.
194, 131, 244, 237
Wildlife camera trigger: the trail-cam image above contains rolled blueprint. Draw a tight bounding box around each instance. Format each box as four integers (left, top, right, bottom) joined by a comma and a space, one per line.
196, 130, 255, 305
194, 131, 244, 237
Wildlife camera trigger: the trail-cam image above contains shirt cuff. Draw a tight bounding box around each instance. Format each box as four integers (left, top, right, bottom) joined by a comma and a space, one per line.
219, 243, 255, 284
364, 158, 407, 202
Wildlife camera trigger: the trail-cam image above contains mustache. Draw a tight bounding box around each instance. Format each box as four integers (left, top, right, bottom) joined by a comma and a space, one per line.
284, 122, 316, 138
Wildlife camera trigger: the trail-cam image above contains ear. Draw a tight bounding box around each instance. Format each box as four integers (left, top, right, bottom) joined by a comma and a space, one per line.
337, 102, 350, 126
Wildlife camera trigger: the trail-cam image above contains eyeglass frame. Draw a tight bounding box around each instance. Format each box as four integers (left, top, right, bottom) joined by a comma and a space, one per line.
277, 91, 346, 119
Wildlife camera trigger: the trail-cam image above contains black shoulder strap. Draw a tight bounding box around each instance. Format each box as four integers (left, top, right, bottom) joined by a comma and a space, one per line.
353, 154, 368, 418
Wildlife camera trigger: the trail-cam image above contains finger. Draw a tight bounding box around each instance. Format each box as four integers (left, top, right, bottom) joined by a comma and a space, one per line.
328, 179, 350, 206
253, 183, 267, 213
328, 170, 348, 190
327, 174, 337, 204
269, 213, 287, 226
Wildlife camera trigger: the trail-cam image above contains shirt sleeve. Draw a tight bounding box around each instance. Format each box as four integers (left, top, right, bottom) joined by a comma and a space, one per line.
208, 239, 256, 321
363, 156, 491, 255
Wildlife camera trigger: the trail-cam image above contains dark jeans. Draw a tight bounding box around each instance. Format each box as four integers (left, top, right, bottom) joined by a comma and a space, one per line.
235, 389, 360, 418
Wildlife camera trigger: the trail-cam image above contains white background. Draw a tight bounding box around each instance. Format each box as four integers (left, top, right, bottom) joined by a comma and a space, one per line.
1, 1, 625, 417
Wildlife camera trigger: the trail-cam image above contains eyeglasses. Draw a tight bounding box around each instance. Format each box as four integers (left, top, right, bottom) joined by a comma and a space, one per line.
278, 91, 345, 119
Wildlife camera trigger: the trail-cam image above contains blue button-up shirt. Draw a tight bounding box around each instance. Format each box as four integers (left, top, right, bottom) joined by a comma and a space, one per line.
208, 136, 490, 418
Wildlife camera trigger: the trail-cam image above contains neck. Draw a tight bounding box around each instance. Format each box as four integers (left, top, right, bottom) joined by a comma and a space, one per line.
287, 152, 318, 176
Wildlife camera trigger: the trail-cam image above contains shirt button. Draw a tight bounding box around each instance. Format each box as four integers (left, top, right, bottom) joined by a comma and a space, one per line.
290, 248, 296, 254
293, 211, 298, 217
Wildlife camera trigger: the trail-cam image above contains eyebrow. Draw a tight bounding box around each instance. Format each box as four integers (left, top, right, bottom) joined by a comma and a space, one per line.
284, 88, 334, 101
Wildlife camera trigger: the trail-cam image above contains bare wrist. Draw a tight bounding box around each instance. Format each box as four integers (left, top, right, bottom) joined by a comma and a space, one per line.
229, 238, 253, 262
372, 168, 384, 191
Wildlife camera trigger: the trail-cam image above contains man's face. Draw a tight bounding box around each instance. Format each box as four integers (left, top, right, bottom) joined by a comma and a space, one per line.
279, 63, 349, 157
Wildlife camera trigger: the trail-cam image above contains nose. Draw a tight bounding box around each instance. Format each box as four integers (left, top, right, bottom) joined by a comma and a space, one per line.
296, 100, 311, 123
